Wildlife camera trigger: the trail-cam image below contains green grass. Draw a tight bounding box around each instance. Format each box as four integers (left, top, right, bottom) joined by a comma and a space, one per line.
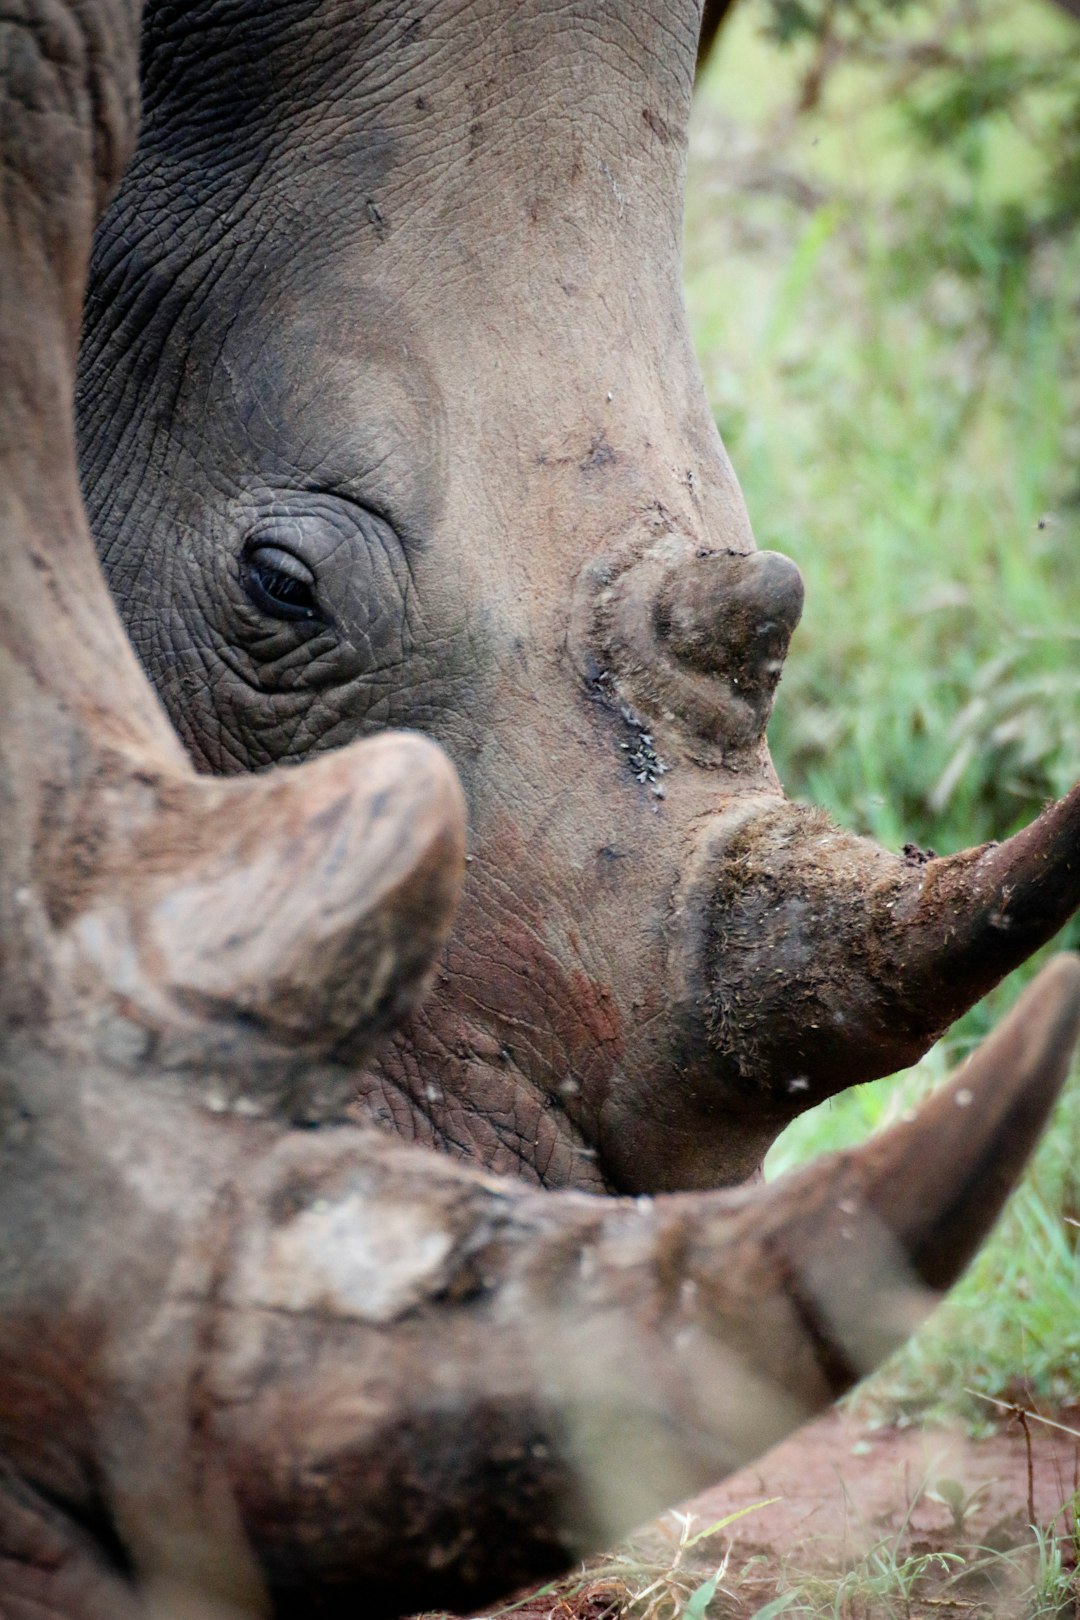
686, 0, 1080, 1419
739, 1511, 1080, 1619
468, 1493, 1080, 1620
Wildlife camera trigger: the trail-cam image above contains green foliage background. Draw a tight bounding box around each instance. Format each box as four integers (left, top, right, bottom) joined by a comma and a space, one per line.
686, 0, 1080, 1419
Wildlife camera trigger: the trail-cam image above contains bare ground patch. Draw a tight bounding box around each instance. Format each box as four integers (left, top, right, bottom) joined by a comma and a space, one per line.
449, 1407, 1080, 1619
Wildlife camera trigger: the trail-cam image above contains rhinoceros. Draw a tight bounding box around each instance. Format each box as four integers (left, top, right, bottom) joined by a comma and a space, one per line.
77, 0, 1080, 1193
1, 2, 1078, 1618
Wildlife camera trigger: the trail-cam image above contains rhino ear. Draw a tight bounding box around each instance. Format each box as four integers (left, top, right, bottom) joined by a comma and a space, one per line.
60, 733, 466, 1076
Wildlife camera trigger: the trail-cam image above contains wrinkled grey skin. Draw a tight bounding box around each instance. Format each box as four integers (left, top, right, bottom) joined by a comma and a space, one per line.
79, 0, 767, 1194
77, 0, 1080, 1198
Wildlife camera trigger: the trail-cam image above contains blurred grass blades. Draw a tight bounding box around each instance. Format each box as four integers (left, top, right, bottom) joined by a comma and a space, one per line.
688, 0, 1080, 1420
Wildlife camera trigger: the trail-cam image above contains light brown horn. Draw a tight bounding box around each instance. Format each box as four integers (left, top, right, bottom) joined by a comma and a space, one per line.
117, 952, 1073, 1619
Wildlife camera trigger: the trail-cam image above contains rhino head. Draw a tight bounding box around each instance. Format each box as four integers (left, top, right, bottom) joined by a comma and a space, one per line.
78, 0, 1080, 1193
0, 2, 1078, 1618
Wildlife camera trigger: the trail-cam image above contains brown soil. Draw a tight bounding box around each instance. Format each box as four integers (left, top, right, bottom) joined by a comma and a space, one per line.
482, 1407, 1080, 1619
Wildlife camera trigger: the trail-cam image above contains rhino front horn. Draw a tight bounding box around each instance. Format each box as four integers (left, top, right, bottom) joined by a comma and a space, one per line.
671, 783, 1080, 1138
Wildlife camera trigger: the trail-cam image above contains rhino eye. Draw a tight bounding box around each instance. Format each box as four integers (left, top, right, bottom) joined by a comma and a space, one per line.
242, 543, 324, 623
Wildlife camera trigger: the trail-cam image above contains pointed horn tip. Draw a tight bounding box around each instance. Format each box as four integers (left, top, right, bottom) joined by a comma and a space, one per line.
727, 956, 1080, 1403
1012, 949, 1080, 1033
761, 954, 1080, 1275
977, 776, 1080, 890
923, 780, 1080, 960
851, 952, 1080, 1291
936, 950, 1080, 1122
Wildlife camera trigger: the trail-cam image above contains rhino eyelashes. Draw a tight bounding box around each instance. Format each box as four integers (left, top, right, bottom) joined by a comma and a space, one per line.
241, 542, 324, 623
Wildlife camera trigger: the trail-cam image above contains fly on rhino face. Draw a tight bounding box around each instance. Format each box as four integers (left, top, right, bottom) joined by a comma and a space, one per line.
0, 2, 1078, 1619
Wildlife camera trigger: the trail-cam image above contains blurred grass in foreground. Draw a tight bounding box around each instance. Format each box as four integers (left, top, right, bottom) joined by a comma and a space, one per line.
686, 0, 1080, 1419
